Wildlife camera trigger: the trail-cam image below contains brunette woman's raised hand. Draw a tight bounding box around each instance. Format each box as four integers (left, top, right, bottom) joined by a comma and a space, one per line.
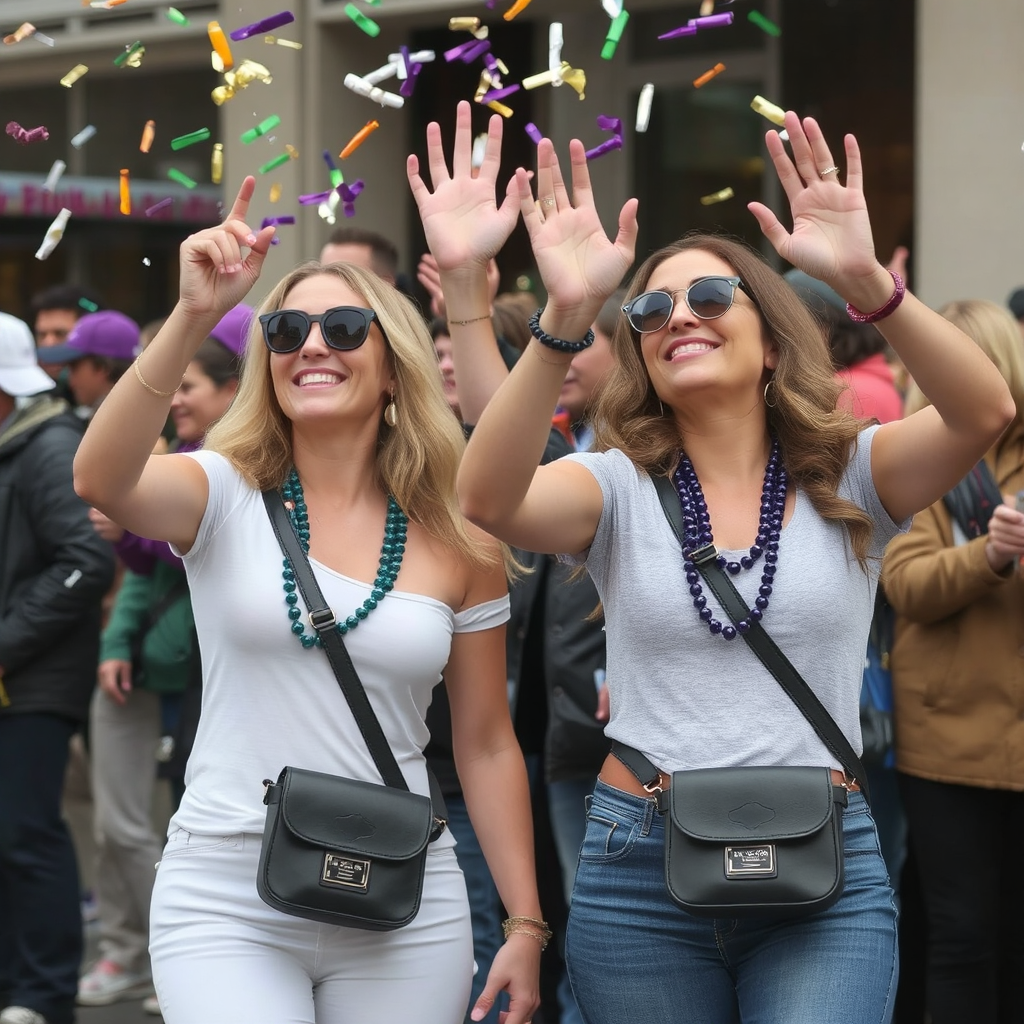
514, 138, 638, 335
177, 176, 276, 321
407, 100, 521, 274
749, 113, 885, 302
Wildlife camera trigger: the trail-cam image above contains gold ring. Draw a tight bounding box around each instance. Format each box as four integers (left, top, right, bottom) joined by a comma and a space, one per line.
541, 197, 555, 208
819, 165, 840, 178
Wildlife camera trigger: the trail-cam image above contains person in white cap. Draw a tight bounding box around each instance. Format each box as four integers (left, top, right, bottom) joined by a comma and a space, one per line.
0, 312, 116, 1024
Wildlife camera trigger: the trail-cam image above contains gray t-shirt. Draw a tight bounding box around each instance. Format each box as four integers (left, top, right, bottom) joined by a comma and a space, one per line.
563, 425, 905, 773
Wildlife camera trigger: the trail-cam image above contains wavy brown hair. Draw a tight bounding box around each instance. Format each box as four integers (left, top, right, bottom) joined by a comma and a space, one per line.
204, 261, 496, 570
593, 234, 875, 565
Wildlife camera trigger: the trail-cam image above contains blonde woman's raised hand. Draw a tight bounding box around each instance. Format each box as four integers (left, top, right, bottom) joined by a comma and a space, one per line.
515, 138, 638, 325
748, 113, 881, 294
407, 100, 520, 274
178, 176, 276, 321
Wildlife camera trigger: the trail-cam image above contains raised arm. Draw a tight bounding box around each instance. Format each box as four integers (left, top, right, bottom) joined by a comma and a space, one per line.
447, 135, 637, 554
74, 178, 275, 552
749, 114, 1014, 523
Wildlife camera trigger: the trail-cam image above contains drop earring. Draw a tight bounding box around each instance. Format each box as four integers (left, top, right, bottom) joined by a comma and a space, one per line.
384, 391, 398, 427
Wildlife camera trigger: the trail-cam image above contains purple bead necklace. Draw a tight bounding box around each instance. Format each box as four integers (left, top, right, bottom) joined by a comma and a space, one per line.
672, 437, 788, 640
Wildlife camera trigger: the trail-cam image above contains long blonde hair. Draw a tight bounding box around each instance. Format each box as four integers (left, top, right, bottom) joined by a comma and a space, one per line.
594, 234, 875, 565
906, 300, 1024, 429
204, 261, 495, 568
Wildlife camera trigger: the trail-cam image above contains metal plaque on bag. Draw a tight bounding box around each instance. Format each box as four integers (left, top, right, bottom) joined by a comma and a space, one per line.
321, 852, 371, 890
724, 844, 777, 878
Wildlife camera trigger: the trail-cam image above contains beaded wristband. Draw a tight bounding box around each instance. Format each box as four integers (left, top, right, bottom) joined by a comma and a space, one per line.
528, 308, 595, 354
501, 915, 553, 950
846, 271, 905, 324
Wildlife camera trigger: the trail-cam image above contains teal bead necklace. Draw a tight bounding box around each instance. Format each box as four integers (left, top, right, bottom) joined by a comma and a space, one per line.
280, 467, 407, 649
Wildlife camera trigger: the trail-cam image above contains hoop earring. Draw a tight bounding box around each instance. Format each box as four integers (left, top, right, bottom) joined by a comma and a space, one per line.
763, 378, 777, 409
384, 393, 398, 427
659, 400, 666, 417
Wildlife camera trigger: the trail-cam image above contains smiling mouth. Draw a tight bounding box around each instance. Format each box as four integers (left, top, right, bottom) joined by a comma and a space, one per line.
666, 340, 716, 360
296, 371, 344, 387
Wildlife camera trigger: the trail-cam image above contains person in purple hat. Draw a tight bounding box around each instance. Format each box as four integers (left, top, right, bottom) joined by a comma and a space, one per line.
37, 311, 140, 417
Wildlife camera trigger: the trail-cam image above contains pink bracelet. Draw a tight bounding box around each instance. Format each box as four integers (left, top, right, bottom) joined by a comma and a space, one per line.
846, 271, 905, 324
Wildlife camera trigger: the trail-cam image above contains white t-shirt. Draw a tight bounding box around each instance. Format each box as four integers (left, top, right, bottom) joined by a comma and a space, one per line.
562, 425, 906, 774
169, 450, 509, 841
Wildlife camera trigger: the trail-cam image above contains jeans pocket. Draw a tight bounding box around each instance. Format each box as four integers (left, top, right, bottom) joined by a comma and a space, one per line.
579, 810, 639, 863
159, 828, 242, 862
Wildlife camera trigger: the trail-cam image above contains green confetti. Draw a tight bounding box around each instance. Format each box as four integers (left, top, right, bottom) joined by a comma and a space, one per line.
167, 168, 197, 189
78, 298, 100, 312
113, 40, 144, 67
166, 7, 189, 26
258, 152, 292, 174
170, 128, 211, 150
329, 167, 344, 188
747, 10, 781, 37
344, 3, 380, 37
241, 115, 282, 145
601, 9, 629, 60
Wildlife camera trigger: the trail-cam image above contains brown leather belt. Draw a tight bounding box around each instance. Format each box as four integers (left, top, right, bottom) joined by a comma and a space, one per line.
598, 753, 860, 798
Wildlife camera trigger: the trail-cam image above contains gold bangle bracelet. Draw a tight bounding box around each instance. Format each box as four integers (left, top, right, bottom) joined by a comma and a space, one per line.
501, 916, 553, 950
447, 313, 491, 327
133, 358, 181, 398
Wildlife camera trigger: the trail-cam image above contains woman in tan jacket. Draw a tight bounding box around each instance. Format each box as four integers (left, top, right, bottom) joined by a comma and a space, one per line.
884, 299, 1024, 1024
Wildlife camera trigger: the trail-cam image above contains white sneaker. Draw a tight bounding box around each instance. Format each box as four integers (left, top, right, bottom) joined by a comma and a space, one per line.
76, 959, 152, 1006
0, 1008, 49, 1024
142, 995, 163, 1017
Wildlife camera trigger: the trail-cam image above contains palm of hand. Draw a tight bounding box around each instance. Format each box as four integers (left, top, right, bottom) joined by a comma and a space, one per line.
782, 186, 876, 283
419, 180, 516, 273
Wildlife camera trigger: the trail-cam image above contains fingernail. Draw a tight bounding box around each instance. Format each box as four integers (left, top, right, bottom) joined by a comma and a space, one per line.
246, 233, 257, 245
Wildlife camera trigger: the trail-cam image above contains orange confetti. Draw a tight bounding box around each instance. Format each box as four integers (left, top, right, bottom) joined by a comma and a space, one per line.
207, 21, 233, 71
119, 169, 131, 215
693, 63, 726, 88
139, 119, 155, 153
503, 0, 534, 21
339, 120, 380, 159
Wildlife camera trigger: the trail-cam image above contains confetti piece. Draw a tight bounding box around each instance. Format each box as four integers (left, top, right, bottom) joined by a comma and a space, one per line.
142, 257, 151, 266
299, 189, 334, 205
487, 101, 514, 118
399, 63, 423, 98
259, 152, 291, 174
285, 144, 299, 159
689, 12, 733, 28
343, 73, 404, 109
330, 167, 344, 187
750, 95, 786, 127
166, 8, 190, 27
207, 21, 234, 70
241, 115, 282, 144
211, 143, 224, 184
140, 119, 156, 152
167, 168, 197, 189
338, 180, 365, 218
78, 298, 99, 313
560, 64, 587, 98
261, 215, 295, 227
601, 0, 623, 15
523, 68, 560, 89
5, 122, 49, 144
525, 122, 544, 144
318, 191, 341, 225
504, 0, 534, 21
344, 4, 380, 37
33, 31, 56, 47
449, 16, 482, 34
70, 125, 97, 148
602, 10, 629, 60
230, 11, 295, 41
700, 186, 734, 206
364, 61, 399, 86
35, 209, 72, 261
747, 10, 781, 36
265, 35, 303, 48
114, 41, 144, 67
4, 23, 36, 45
635, 83, 654, 132
43, 160, 67, 193
445, 39, 490, 63
471, 133, 488, 169
481, 84, 521, 104
339, 120, 379, 159
171, 127, 211, 150
658, 24, 697, 40
61, 64, 89, 88
388, 48, 435, 65
693, 63, 725, 88
585, 114, 623, 159
700, 0, 714, 14
549, 22, 564, 80
145, 197, 174, 216
119, 169, 131, 215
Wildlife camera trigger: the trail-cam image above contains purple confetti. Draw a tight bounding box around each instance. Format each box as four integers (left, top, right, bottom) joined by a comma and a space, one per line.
145, 197, 174, 217
229, 11, 295, 41
322, 149, 338, 171
458, 39, 491, 63
658, 24, 698, 40
398, 45, 411, 79
481, 84, 520, 104
261, 215, 296, 227
525, 122, 544, 144
298, 189, 335, 205
483, 52, 501, 76
584, 137, 623, 160
596, 114, 623, 137
399, 63, 422, 97
688, 12, 734, 28
444, 39, 483, 62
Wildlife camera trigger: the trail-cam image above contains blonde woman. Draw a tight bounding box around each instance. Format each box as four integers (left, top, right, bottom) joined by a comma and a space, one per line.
884, 299, 1024, 1024
73, 178, 543, 1024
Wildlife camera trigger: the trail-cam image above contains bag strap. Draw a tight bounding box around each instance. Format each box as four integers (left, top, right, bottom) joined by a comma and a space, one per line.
652, 474, 869, 794
262, 489, 409, 793
942, 459, 1003, 539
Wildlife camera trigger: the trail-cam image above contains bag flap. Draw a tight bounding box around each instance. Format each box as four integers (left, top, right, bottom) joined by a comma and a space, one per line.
277, 767, 432, 860
668, 766, 836, 842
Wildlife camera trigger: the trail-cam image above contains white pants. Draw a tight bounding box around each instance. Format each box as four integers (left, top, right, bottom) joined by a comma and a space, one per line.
150, 829, 473, 1024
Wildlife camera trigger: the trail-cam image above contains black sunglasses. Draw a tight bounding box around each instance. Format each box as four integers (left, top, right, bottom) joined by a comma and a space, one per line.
622, 276, 757, 334
258, 306, 388, 354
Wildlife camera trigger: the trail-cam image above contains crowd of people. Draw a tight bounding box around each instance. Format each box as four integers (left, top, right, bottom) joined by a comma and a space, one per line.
2, 101, 1024, 1024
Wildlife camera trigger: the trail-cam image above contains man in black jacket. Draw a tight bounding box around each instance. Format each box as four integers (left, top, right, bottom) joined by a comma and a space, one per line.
0, 312, 115, 1024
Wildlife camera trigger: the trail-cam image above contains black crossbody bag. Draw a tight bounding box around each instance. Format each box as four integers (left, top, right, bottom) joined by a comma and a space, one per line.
256, 491, 446, 931
609, 476, 869, 919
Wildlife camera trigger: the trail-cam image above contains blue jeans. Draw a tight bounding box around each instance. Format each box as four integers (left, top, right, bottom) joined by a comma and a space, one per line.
446, 793, 502, 1024
566, 780, 898, 1024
